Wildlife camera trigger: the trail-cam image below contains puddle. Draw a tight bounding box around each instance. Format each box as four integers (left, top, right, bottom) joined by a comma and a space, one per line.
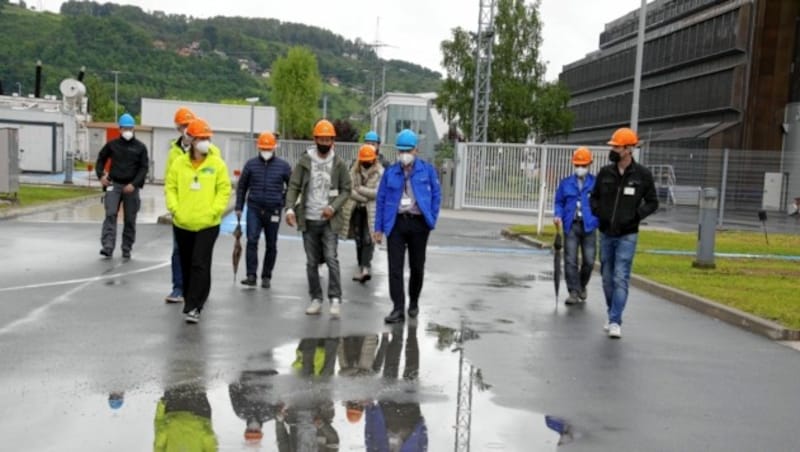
0, 323, 572, 451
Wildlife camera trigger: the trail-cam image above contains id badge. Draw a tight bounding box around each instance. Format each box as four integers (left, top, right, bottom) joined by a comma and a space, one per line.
329, 189, 339, 197
400, 197, 412, 207
623, 187, 635, 196
271, 215, 280, 223
190, 181, 201, 191
106, 185, 113, 192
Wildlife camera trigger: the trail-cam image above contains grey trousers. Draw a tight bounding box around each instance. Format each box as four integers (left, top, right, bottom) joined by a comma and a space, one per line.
101, 184, 140, 252
302, 220, 342, 300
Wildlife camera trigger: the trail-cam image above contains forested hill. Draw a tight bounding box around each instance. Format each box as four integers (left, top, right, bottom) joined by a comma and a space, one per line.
0, 0, 442, 125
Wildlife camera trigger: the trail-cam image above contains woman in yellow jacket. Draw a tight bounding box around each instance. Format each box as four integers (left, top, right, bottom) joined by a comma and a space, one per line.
165, 118, 231, 324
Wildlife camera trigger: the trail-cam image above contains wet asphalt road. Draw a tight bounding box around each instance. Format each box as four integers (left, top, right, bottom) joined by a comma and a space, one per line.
1, 212, 800, 451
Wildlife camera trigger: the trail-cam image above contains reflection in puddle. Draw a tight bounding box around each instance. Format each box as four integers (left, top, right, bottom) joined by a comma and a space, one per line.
4, 323, 572, 451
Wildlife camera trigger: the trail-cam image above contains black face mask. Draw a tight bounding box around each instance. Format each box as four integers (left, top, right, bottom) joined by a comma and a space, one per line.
609, 150, 622, 163
361, 163, 374, 170
317, 144, 332, 154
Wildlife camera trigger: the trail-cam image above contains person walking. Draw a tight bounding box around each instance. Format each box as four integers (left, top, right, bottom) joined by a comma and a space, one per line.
285, 119, 351, 318
373, 129, 441, 324
365, 130, 391, 168
590, 127, 658, 338
339, 144, 383, 283
95, 113, 149, 260
235, 131, 292, 289
553, 147, 599, 305
165, 118, 231, 324
164, 107, 196, 303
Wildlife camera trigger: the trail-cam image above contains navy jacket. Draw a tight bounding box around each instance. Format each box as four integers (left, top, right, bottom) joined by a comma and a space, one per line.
235, 156, 292, 211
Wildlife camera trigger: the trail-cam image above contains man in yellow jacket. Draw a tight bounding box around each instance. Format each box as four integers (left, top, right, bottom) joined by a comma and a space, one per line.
165, 118, 231, 324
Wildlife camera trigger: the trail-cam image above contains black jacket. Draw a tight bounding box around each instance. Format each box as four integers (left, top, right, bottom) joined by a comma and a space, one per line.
590, 160, 658, 236
95, 137, 149, 188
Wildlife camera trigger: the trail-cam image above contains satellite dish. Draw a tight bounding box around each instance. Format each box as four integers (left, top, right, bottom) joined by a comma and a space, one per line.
59, 78, 86, 100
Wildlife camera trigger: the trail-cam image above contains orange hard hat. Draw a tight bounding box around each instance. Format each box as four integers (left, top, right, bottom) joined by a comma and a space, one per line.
244, 428, 263, 442
313, 119, 336, 138
346, 407, 364, 423
173, 107, 196, 126
572, 147, 592, 165
186, 118, 213, 139
257, 132, 277, 150
358, 144, 377, 162
608, 127, 638, 147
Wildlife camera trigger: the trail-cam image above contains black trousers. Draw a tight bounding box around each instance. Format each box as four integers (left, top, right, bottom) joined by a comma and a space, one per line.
387, 215, 431, 312
174, 225, 219, 314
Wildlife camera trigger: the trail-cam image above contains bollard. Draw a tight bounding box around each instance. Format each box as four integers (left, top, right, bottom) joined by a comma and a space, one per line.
693, 187, 718, 269
64, 151, 74, 185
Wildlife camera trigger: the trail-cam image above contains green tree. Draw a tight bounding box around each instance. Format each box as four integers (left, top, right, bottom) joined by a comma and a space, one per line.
436, 0, 572, 143
84, 75, 119, 122
271, 46, 322, 139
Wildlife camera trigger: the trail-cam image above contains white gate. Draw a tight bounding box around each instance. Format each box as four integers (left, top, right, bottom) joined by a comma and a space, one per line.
454, 143, 609, 232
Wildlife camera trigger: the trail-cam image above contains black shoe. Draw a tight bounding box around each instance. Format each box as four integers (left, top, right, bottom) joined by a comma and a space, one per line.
384, 310, 405, 324
241, 275, 257, 287
261, 278, 270, 289
407, 306, 419, 318
122, 250, 131, 260
100, 248, 112, 258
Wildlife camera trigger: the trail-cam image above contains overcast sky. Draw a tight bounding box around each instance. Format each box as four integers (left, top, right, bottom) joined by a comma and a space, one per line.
42, 0, 644, 81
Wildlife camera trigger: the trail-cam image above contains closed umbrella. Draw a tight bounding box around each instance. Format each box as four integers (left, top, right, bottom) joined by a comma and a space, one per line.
553, 223, 563, 307
232, 218, 243, 282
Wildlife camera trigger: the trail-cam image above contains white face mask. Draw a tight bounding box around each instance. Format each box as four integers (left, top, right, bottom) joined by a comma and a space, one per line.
194, 140, 211, 154
398, 153, 415, 166
260, 151, 273, 161
121, 130, 134, 141
574, 167, 589, 177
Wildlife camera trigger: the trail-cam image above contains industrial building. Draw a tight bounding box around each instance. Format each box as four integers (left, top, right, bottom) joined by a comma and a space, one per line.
557, 0, 798, 151
370, 92, 448, 161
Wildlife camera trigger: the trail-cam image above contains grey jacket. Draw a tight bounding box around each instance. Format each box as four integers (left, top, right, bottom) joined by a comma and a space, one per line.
285, 150, 351, 232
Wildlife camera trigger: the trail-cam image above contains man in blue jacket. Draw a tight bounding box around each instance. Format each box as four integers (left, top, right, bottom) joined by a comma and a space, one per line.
373, 129, 441, 324
235, 132, 292, 289
554, 147, 599, 305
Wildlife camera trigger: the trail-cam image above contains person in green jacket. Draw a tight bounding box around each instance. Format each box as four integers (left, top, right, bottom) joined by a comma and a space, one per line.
153, 383, 217, 452
165, 118, 231, 324
285, 119, 351, 318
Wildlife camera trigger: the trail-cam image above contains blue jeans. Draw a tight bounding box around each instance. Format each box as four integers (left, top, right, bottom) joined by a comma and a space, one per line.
564, 220, 596, 294
600, 233, 638, 325
246, 205, 281, 279
302, 220, 341, 300
171, 230, 182, 291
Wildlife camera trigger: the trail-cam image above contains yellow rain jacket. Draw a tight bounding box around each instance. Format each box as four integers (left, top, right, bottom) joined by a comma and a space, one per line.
166, 151, 231, 232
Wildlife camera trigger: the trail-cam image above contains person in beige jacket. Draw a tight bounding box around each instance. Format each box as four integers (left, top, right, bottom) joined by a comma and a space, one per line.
339, 145, 383, 283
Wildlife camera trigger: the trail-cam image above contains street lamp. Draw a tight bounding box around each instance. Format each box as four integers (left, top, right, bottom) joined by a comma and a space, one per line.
245, 97, 259, 139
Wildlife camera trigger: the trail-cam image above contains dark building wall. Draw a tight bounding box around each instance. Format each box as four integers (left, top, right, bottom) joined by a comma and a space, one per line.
556, 0, 798, 151
742, 0, 800, 150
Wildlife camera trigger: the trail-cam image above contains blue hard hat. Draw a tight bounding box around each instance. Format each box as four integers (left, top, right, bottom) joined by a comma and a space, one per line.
365, 131, 380, 143
395, 129, 417, 151
108, 393, 124, 410
118, 113, 135, 128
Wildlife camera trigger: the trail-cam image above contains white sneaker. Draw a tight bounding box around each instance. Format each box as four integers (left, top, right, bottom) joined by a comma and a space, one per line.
608, 323, 622, 338
305, 299, 323, 315
330, 298, 341, 318
603, 321, 610, 332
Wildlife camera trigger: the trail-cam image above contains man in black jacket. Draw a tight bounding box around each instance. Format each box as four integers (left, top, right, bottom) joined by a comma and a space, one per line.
95, 113, 149, 259
235, 132, 292, 288
590, 127, 658, 339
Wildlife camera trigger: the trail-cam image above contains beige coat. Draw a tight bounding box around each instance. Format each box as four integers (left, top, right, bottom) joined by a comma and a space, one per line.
339, 161, 383, 238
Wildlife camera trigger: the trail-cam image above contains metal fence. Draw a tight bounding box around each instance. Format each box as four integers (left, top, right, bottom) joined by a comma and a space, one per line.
454, 142, 790, 232
222, 138, 397, 174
